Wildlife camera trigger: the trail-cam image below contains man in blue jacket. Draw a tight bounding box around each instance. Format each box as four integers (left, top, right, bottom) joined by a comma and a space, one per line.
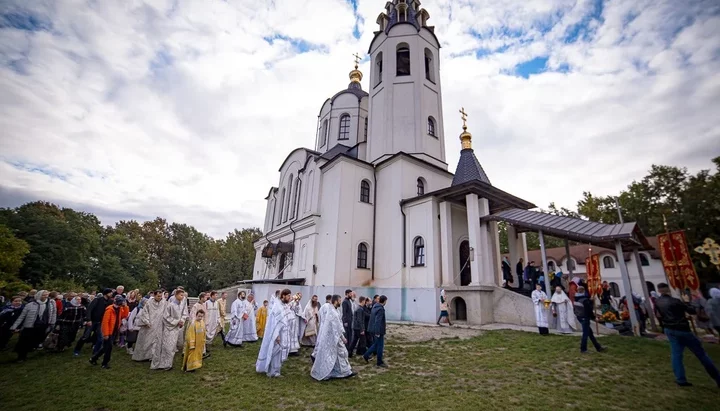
363, 295, 387, 368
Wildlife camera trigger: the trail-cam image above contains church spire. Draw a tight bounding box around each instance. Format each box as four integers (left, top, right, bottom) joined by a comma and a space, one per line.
451, 107, 491, 186
348, 53, 363, 90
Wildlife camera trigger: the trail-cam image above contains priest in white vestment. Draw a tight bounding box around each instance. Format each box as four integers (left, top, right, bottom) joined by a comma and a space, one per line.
168, 288, 188, 351
551, 286, 577, 334
302, 295, 320, 346
256, 289, 294, 377
225, 290, 246, 347
312, 301, 333, 362
242, 294, 259, 342
288, 293, 303, 354
204, 292, 224, 346
132, 291, 166, 362
311, 295, 356, 381
531, 284, 550, 335
151, 290, 185, 370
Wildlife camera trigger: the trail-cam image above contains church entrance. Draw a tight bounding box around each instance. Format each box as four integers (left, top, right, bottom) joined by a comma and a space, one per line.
452, 297, 467, 321
278, 253, 286, 279
459, 241, 471, 286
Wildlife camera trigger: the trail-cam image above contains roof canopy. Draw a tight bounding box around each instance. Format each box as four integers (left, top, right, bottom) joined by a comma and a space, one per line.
402, 180, 536, 214
481, 208, 652, 250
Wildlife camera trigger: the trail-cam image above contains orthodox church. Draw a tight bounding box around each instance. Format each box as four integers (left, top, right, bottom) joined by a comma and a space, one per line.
250, 1, 649, 330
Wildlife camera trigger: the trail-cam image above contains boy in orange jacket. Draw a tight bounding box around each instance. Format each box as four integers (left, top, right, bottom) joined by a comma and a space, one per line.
90, 295, 129, 369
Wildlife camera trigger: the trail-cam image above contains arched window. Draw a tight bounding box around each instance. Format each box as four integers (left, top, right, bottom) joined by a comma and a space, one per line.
427, 116, 436, 137
603, 256, 615, 269
424, 48, 435, 82
364, 117, 368, 140
338, 114, 351, 140
396, 44, 411, 76
360, 180, 371, 203
416, 178, 425, 196
277, 188, 285, 226
375, 52, 383, 86
283, 174, 293, 222
290, 178, 300, 219
320, 119, 328, 147
357, 243, 368, 269
639, 253, 650, 266
609, 282, 620, 298
413, 237, 425, 266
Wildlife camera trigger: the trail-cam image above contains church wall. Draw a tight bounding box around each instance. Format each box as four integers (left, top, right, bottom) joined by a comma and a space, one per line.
450, 205, 469, 286
373, 161, 405, 288
404, 198, 440, 288
315, 162, 343, 287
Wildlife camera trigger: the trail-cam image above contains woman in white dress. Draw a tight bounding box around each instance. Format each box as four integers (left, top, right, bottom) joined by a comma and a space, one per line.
224, 291, 245, 347
531, 284, 550, 335
551, 286, 577, 334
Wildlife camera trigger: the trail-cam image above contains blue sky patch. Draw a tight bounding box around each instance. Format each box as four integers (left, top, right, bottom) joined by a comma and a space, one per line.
263, 34, 325, 54
8, 161, 67, 181
0, 12, 52, 32
514, 56, 549, 78
564, 0, 604, 43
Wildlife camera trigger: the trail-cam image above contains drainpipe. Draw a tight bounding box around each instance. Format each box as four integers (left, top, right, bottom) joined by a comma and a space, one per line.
400, 202, 407, 267
371, 168, 378, 280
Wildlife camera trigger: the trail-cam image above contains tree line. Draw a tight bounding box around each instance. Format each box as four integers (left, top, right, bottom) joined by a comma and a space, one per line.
500, 157, 720, 284
0, 202, 262, 297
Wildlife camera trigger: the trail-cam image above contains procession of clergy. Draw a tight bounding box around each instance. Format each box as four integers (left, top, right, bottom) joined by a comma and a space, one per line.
129, 286, 383, 380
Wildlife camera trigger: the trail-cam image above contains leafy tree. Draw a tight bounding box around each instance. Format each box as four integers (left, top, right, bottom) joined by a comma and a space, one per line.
0, 224, 30, 296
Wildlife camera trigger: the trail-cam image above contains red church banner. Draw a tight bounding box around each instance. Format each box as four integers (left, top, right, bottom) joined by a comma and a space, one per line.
585, 254, 602, 298
657, 230, 700, 291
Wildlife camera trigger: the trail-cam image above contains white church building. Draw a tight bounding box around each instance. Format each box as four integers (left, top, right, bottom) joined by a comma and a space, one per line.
250, 1, 654, 332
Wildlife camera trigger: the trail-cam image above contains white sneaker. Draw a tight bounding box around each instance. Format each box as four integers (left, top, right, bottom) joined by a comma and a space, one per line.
127, 347, 134, 355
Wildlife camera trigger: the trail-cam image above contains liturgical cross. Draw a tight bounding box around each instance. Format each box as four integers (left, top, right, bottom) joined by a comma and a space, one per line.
694, 238, 720, 268
459, 107, 468, 128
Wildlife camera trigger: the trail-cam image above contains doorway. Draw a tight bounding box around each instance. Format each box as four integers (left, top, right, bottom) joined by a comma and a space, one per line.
278, 253, 286, 279
459, 240, 471, 286
453, 297, 467, 321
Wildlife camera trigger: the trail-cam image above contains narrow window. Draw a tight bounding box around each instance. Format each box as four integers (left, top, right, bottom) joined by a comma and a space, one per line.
357, 243, 368, 269
639, 253, 650, 266
360, 180, 371, 203
424, 49, 435, 82
396, 44, 411, 76
413, 237, 425, 266
427, 117, 436, 137
320, 120, 328, 147
283, 175, 293, 222
277, 188, 285, 226
376, 52, 383, 86
290, 178, 300, 219
416, 178, 425, 196
603, 256, 614, 269
338, 114, 351, 140
364, 117, 368, 140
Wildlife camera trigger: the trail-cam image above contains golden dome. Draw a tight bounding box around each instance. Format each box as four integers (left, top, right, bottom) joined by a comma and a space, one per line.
459, 107, 472, 150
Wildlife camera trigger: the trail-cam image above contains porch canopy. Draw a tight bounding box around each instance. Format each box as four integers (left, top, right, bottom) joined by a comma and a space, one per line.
480, 208, 653, 250
401, 180, 536, 212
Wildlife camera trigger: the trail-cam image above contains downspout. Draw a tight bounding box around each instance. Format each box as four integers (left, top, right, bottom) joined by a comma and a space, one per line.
371, 168, 378, 280
400, 201, 407, 267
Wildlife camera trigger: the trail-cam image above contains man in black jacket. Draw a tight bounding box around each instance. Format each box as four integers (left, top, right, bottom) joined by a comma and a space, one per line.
73, 288, 113, 357
342, 289, 353, 353
363, 295, 387, 368
348, 296, 367, 357
574, 286, 606, 353
516, 258, 524, 290
654, 283, 720, 387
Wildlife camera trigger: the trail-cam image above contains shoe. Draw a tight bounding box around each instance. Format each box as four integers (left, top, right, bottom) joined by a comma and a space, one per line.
677, 382, 693, 387
362, 356, 369, 364
101, 365, 111, 370
203, 352, 211, 359
597, 347, 607, 353
310, 355, 315, 364
348, 372, 358, 378
377, 363, 388, 368
89, 358, 98, 366
73, 352, 80, 357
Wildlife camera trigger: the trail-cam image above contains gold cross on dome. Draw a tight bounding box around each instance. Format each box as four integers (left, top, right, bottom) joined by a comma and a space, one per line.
353, 53, 362, 68
459, 107, 468, 129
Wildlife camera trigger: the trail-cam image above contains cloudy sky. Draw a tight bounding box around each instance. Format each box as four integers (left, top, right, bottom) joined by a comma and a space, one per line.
1, 0, 719, 238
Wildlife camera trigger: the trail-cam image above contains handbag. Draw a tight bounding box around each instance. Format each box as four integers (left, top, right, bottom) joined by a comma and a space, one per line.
43, 332, 59, 350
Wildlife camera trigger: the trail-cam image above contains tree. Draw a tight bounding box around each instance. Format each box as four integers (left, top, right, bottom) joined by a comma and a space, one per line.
0, 224, 30, 296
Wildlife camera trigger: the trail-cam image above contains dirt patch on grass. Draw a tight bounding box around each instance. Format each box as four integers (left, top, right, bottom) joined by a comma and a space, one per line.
387, 324, 483, 343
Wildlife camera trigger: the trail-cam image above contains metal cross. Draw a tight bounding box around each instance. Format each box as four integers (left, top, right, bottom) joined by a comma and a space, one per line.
459, 107, 468, 128
353, 53, 362, 67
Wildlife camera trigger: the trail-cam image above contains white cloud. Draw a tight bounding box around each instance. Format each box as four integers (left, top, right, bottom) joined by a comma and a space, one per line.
1, 0, 719, 237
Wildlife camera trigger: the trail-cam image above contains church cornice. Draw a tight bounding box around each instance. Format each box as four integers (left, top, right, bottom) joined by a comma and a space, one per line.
367, 24, 440, 54
253, 215, 320, 245
278, 147, 321, 172
374, 151, 453, 178
318, 151, 374, 172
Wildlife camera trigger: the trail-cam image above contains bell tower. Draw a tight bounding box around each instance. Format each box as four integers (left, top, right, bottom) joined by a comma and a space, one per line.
366, 0, 446, 168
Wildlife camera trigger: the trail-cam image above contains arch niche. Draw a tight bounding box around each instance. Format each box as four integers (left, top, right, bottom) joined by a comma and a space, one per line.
452, 297, 467, 321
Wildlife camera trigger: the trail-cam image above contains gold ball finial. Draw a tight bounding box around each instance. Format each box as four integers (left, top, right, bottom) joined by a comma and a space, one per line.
459, 107, 472, 149
350, 52, 363, 83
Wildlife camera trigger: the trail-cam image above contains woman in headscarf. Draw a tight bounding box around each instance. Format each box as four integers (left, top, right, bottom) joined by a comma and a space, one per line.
436, 290, 452, 326
706, 288, 720, 336
551, 286, 577, 334
531, 284, 550, 335
55, 295, 86, 352
10, 290, 56, 362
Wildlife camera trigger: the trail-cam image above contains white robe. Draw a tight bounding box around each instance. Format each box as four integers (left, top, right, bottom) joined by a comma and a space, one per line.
150, 300, 183, 370
225, 299, 245, 346
255, 301, 294, 377
311, 305, 353, 381
312, 303, 333, 359
288, 300, 302, 353
551, 291, 577, 333
204, 299, 222, 342
531, 290, 549, 328
168, 292, 188, 351
302, 301, 319, 346
132, 298, 166, 361
242, 299, 258, 342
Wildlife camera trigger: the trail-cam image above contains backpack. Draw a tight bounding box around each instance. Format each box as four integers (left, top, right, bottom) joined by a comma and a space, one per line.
573, 300, 586, 319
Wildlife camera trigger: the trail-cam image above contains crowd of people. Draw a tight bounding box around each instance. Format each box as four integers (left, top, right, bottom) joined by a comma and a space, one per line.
0, 285, 389, 382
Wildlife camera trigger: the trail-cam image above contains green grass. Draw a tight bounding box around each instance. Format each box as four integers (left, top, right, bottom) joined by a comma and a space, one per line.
1, 327, 719, 411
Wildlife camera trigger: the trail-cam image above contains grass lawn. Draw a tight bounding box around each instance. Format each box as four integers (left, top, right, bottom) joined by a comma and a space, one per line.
1, 325, 718, 411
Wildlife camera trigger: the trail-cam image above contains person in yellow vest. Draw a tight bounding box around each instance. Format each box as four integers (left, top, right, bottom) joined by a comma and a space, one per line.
256, 300, 268, 338
183, 309, 206, 373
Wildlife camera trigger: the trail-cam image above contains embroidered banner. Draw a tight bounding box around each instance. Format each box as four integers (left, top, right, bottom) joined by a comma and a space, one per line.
585, 254, 602, 297
657, 230, 700, 291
